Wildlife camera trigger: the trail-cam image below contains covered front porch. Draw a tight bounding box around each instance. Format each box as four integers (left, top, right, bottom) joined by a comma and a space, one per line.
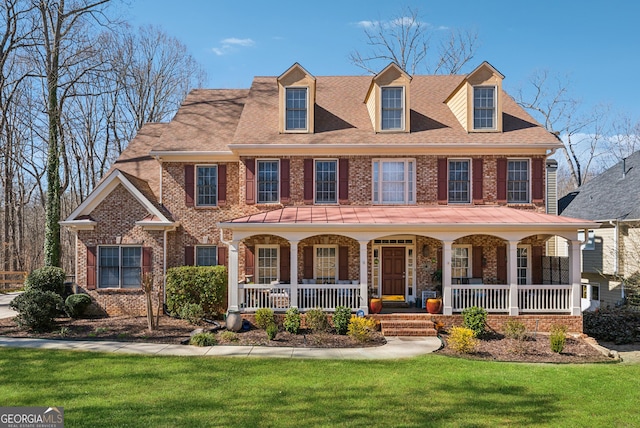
219, 206, 597, 316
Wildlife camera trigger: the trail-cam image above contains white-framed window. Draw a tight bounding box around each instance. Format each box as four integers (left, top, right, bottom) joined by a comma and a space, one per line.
314, 245, 337, 284
196, 246, 217, 266
508, 159, 529, 203
98, 246, 142, 289
517, 245, 530, 285
257, 160, 279, 203
582, 282, 600, 300
381, 87, 404, 130
372, 158, 415, 204
315, 159, 337, 204
473, 86, 496, 130
196, 165, 217, 206
448, 159, 470, 204
285, 87, 308, 131
578, 230, 596, 250
452, 245, 471, 279
256, 245, 279, 285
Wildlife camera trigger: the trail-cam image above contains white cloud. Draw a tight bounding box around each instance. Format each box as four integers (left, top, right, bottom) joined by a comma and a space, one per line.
212, 37, 255, 56
356, 20, 377, 28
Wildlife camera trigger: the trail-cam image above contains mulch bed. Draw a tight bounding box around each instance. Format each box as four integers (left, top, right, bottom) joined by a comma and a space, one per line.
0, 316, 616, 362
435, 332, 614, 363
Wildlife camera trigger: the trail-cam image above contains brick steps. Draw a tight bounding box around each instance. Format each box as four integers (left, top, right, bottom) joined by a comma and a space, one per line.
374, 315, 439, 337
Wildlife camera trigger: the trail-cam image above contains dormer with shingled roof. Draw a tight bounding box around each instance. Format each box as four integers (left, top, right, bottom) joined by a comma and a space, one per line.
278, 63, 316, 134
364, 63, 412, 133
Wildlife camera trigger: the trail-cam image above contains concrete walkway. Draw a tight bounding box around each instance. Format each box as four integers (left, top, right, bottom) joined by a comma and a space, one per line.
0, 292, 20, 319
0, 336, 442, 359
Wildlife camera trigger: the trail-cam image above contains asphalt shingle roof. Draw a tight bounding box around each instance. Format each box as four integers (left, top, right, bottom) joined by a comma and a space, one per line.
560, 150, 640, 221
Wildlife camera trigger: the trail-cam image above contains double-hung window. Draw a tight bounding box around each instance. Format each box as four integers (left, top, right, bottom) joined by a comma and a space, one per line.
517, 246, 530, 285
381, 87, 404, 130
99, 246, 142, 289
257, 160, 279, 203
473, 86, 496, 130
315, 160, 337, 204
372, 159, 415, 204
448, 160, 470, 203
196, 165, 217, 206
256, 245, 279, 285
452, 245, 471, 280
285, 87, 307, 131
507, 160, 529, 203
315, 246, 337, 284
196, 246, 218, 266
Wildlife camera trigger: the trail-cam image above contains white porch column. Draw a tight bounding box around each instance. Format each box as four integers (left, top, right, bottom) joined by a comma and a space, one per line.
507, 240, 519, 316
442, 240, 453, 315
569, 239, 582, 315
227, 240, 240, 311
359, 241, 369, 314
289, 240, 299, 309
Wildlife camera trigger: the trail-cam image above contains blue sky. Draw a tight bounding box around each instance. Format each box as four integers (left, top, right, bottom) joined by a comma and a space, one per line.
123, 0, 640, 120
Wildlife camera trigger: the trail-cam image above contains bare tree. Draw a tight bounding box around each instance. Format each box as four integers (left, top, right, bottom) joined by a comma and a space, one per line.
603, 115, 640, 167
349, 6, 478, 75
515, 70, 610, 190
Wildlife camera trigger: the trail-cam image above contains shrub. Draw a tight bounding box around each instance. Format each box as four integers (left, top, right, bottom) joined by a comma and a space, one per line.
305, 308, 330, 332
165, 266, 227, 317
284, 307, 301, 334
550, 324, 567, 353
178, 303, 205, 325
266, 323, 278, 340
333, 306, 351, 335
64, 294, 92, 319
504, 319, 527, 340
347, 316, 377, 342
189, 332, 217, 347
448, 326, 478, 354
10, 289, 64, 331
254, 308, 275, 329
218, 331, 238, 343
583, 308, 640, 344
24, 266, 66, 295
462, 306, 487, 338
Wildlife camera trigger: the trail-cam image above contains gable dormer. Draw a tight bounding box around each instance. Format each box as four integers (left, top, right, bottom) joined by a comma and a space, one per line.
364, 63, 412, 133
445, 61, 504, 133
277, 63, 316, 133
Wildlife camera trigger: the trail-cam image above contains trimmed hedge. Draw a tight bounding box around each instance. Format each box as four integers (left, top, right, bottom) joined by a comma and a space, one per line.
10, 289, 64, 331
25, 266, 66, 295
583, 308, 640, 344
65, 294, 92, 319
165, 266, 227, 318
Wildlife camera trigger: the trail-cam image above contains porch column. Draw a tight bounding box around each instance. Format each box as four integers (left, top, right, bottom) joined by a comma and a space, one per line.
359, 240, 369, 314
569, 239, 582, 315
289, 240, 299, 309
227, 240, 240, 311
442, 240, 453, 315
507, 240, 519, 316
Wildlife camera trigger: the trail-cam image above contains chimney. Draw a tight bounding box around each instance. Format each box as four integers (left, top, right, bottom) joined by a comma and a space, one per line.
623, 157, 627, 178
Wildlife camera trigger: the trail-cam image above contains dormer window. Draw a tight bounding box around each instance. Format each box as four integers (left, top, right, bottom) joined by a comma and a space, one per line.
285, 87, 308, 131
381, 87, 404, 130
473, 86, 496, 130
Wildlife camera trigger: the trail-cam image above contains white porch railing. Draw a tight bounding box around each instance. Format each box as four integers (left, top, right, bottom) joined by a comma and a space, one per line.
517, 284, 572, 313
239, 283, 361, 312
451, 284, 510, 313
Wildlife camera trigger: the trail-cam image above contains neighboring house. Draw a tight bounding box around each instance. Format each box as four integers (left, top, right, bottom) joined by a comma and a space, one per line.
560, 151, 640, 309
62, 61, 595, 320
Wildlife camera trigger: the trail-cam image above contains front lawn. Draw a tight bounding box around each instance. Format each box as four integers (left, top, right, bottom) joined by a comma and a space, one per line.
0, 348, 637, 427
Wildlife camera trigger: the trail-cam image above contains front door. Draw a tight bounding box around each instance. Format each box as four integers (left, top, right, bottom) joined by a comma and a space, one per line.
382, 247, 405, 296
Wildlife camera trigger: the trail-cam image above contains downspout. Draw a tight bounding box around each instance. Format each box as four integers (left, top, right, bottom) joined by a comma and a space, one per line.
609, 220, 623, 299
163, 223, 179, 305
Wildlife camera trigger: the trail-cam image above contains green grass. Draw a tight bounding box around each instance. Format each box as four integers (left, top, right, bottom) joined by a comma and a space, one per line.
0, 348, 637, 427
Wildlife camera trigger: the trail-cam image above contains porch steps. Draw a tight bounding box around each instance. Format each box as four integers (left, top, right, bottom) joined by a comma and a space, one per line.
372, 314, 438, 337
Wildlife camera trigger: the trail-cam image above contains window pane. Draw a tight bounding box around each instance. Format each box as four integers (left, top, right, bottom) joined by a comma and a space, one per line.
196, 166, 217, 206
257, 161, 279, 203
196, 246, 218, 266
517, 247, 528, 285
99, 247, 119, 288
381, 87, 403, 130
448, 160, 470, 203
507, 160, 529, 203
315, 160, 337, 203
473, 87, 495, 129
286, 88, 307, 130
257, 247, 278, 284
373, 160, 415, 204
452, 247, 469, 278
121, 247, 141, 288
315, 246, 336, 283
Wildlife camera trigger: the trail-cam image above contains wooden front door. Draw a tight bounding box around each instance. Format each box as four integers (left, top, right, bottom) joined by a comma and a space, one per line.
382, 247, 405, 296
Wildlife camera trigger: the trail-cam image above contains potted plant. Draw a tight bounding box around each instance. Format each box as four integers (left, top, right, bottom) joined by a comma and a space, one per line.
426, 269, 443, 314
369, 288, 382, 314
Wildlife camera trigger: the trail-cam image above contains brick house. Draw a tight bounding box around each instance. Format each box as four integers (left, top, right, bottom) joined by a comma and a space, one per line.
62, 61, 596, 323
